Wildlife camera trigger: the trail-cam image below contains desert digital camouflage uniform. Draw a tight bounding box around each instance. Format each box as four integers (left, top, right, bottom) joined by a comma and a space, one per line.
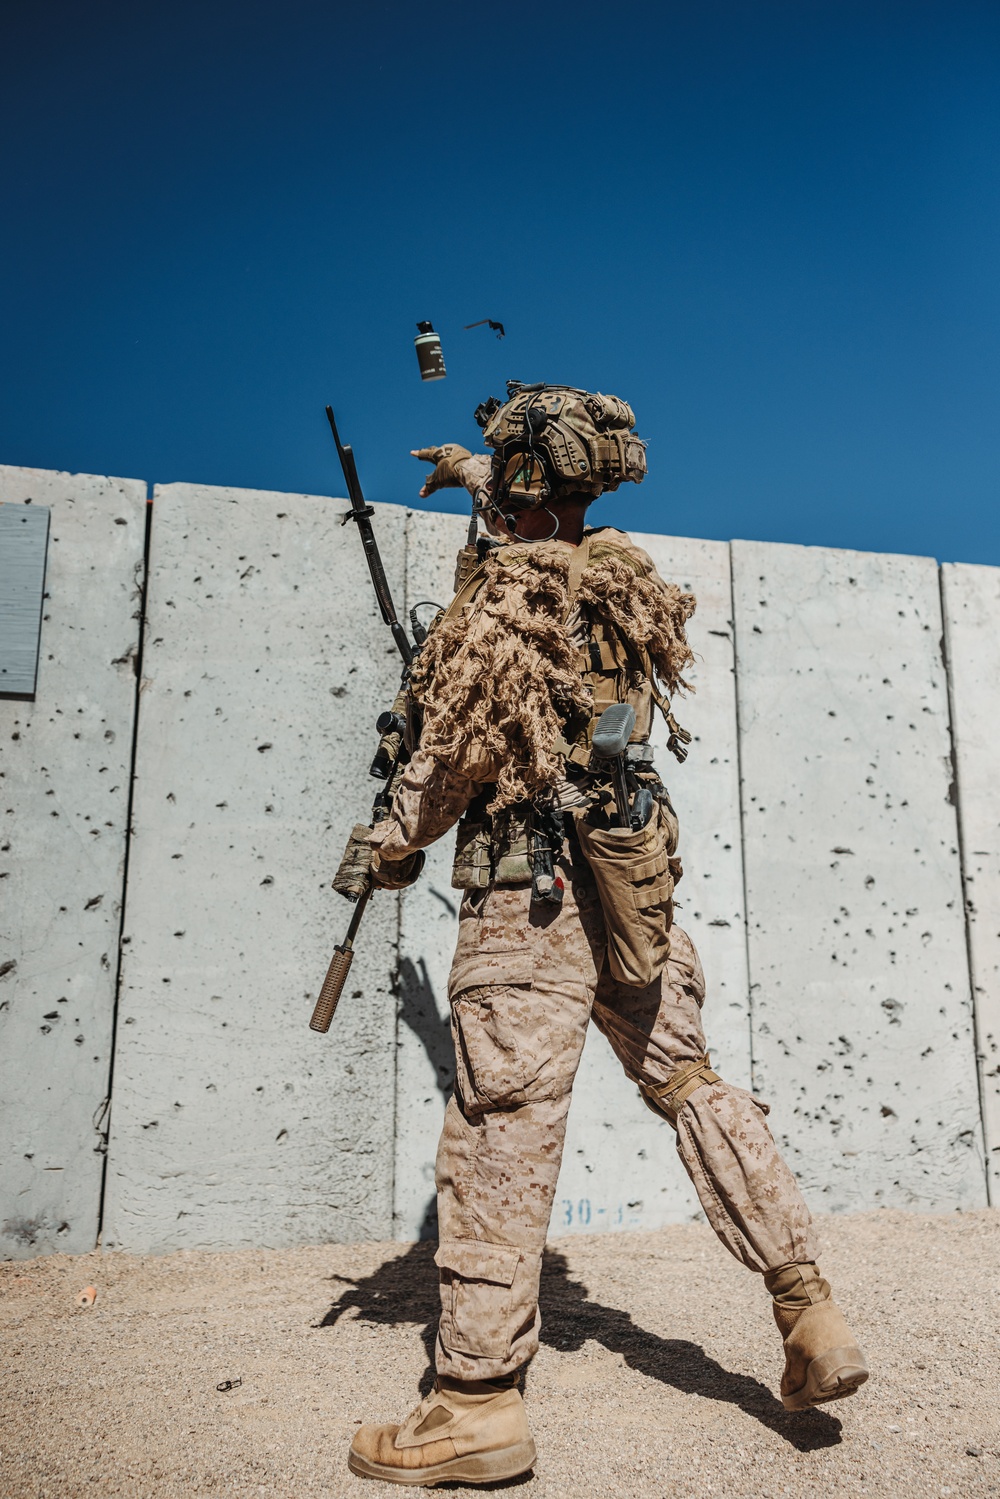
370, 526, 818, 1384
350, 394, 866, 1486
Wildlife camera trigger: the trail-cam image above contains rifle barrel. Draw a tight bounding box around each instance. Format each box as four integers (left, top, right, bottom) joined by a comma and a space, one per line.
326, 405, 413, 666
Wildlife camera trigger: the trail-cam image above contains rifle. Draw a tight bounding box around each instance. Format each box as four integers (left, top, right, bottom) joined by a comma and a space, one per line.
309, 406, 418, 1034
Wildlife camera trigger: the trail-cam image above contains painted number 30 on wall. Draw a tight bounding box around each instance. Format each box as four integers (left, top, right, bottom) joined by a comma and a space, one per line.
560, 1199, 628, 1227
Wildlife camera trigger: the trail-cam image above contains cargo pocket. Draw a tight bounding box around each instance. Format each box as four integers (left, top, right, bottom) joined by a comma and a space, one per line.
574, 803, 675, 988
451, 981, 532, 1112
435, 1239, 522, 1359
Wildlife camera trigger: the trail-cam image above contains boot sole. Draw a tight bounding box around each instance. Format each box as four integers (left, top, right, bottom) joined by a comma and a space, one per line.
348, 1438, 537, 1487
782, 1345, 870, 1412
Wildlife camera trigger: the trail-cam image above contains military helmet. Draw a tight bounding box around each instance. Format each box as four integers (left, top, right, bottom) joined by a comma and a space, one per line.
474, 381, 647, 511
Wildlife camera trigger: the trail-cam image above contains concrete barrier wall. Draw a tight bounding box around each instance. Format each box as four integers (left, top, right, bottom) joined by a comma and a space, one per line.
1, 465, 994, 1257
102, 484, 405, 1253
732, 540, 986, 1212
941, 564, 1000, 1201
552, 532, 751, 1235
0, 466, 146, 1258
392, 523, 752, 1239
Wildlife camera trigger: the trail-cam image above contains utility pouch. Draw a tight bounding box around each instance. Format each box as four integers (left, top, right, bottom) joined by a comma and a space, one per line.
452, 818, 492, 890
573, 800, 677, 987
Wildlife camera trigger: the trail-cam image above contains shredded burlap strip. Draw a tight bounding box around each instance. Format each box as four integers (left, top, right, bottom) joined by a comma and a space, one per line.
409, 540, 695, 814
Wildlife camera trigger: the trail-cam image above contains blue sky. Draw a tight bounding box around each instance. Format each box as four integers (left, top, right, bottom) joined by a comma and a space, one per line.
2, 1, 998, 562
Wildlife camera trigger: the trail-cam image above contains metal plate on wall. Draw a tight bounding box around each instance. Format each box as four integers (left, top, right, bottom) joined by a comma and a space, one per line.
0, 504, 51, 698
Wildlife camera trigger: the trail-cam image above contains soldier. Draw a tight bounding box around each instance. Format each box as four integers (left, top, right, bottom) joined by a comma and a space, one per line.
347, 384, 868, 1487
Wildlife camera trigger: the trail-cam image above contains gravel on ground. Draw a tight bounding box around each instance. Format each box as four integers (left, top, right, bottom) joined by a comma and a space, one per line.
2, 1208, 998, 1499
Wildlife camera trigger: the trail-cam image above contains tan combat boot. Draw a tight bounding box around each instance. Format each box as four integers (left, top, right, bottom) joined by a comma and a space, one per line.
348, 1376, 537, 1487
765, 1263, 869, 1411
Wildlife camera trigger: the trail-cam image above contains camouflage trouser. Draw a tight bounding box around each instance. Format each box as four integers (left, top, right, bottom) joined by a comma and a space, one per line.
434, 847, 817, 1381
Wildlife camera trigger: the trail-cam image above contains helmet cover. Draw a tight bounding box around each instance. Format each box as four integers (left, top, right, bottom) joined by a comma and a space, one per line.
478, 382, 647, 511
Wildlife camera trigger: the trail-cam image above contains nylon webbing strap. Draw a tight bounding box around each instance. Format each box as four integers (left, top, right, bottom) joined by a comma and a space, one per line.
640, 1054, 721, 1127
440, 560, 488, 625
566, 533, 591, 601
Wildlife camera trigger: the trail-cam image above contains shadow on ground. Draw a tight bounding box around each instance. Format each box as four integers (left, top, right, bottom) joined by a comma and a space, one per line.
316, 1240, 842, 1453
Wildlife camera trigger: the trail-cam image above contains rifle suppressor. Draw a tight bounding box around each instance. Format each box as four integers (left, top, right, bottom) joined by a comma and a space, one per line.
310, 945, 355, 1032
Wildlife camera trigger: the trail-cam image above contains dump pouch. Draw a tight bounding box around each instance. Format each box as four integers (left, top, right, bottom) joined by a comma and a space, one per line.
572, 800, 678, 987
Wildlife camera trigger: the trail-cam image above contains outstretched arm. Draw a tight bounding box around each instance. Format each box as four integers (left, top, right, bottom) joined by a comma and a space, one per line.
411, 444, 492, 500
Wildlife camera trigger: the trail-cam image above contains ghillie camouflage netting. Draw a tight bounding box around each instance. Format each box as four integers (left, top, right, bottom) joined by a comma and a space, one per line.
409, 536, 696, 813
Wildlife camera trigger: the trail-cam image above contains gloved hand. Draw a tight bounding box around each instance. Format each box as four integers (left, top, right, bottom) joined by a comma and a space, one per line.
411, 444, 473, 498
332, 823, 425, 897
371, 845, 425, 890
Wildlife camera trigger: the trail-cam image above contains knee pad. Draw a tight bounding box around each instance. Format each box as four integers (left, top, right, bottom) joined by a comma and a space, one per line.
639, 1053, 722, 1128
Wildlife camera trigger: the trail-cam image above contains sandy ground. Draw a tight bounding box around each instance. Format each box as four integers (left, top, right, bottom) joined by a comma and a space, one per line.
1, 1209, 998, 1499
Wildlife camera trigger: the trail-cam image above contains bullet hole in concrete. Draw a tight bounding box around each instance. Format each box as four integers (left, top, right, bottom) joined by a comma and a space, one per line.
39, 1025, 51, 1034
260, 876, 274, 885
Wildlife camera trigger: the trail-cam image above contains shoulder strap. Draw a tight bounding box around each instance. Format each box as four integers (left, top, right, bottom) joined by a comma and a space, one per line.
439, 560, 489, 625
566, 534, 591, 603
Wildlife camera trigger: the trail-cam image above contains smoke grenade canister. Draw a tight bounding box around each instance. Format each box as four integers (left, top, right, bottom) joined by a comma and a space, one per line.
414, 321, 446, 381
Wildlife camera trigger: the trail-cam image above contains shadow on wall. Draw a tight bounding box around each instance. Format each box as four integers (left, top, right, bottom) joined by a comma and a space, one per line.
315, 1241, 843, 1454
395, 954, 455, 1240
